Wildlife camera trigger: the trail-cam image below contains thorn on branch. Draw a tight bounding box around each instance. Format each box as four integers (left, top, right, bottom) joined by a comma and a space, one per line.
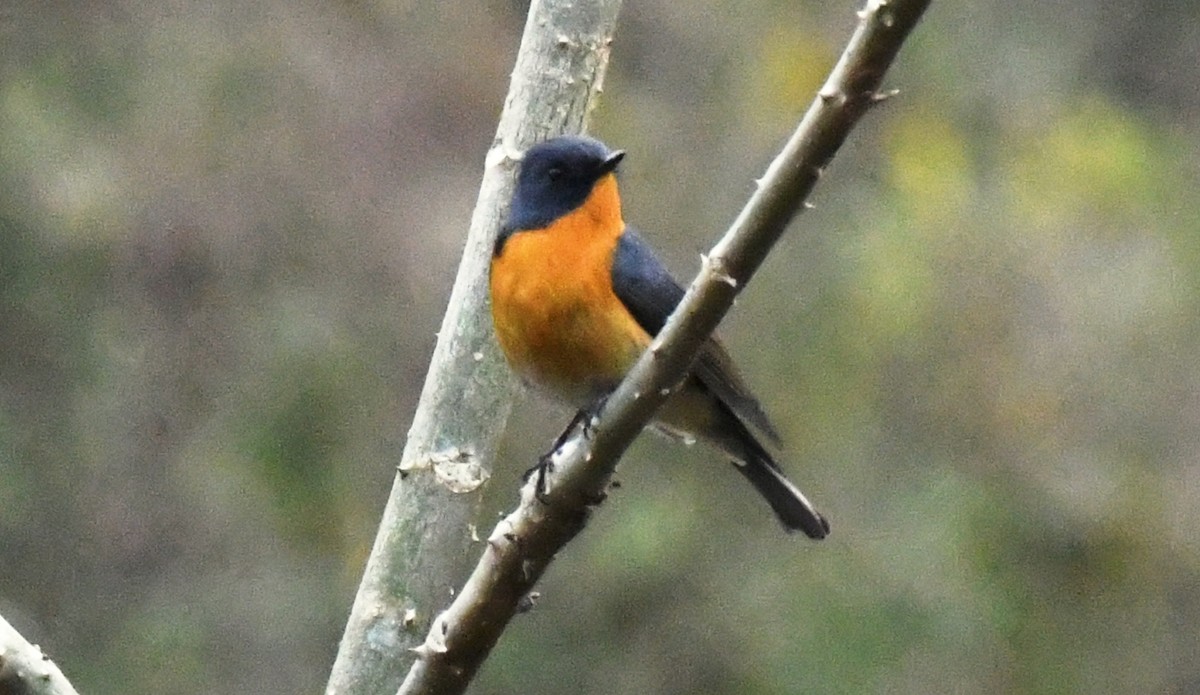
414, 615, 450, 656
516, 591, 541, 614
487, 520, 516, 550
870, 88, 900, 105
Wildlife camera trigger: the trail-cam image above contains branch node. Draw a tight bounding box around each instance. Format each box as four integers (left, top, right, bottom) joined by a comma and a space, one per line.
487, 520, 511, 549
705, 254, 738, 288
485, 140, 521, 170
818, 88, 844, 105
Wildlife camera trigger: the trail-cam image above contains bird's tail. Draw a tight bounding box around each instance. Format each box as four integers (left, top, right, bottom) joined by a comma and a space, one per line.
731, 452, 830, 539
653, 384, 829, 538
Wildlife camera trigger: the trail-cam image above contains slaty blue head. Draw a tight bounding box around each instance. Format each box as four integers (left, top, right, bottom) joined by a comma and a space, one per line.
505, 135, 625, 234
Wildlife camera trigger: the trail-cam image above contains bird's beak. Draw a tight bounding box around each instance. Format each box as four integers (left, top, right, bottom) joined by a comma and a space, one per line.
599, 149, 625, 174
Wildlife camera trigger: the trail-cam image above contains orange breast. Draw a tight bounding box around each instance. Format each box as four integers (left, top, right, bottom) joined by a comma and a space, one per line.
490, 175, 650, 407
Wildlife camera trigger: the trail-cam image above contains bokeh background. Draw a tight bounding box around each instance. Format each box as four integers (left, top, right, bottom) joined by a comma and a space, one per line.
3, 1, 1198, 693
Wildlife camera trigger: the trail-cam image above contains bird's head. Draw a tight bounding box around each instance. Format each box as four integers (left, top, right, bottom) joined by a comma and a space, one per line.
506, 135, 625, 232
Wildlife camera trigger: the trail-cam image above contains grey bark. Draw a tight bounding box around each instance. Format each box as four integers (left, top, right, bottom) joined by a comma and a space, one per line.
323, 1, 623, 694
0, 613, 82, 695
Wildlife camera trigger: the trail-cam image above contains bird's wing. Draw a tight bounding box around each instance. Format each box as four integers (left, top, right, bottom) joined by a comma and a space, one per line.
610, 229, 781, 444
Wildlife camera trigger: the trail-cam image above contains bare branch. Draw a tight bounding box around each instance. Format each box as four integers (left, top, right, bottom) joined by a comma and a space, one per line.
397, 0, 931, 693
324, 1, 622, 694
0, 613, 82, 695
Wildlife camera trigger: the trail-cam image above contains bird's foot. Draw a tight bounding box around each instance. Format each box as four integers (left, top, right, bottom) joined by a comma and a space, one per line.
523, 453, 554, 504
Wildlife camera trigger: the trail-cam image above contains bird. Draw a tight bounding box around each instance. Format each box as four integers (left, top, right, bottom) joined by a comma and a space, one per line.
489, 135, 829, 539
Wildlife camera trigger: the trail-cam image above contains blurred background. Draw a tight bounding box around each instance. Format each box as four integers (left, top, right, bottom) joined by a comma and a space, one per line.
2, 1, 1198, 693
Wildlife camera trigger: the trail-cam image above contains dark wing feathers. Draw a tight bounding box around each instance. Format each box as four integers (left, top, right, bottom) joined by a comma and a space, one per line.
611, 230, 781, 444
610, 229, 684, 335
691, 338, 782, 444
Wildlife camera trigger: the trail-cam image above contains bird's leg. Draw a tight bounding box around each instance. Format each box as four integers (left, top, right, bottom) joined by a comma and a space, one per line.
523, 396, 609, 503
579, 394, 608, 439
523, 447, 555, 504
523, 407, 585, 502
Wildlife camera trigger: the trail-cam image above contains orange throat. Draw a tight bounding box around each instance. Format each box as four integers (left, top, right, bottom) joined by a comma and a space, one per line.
490, 174, 649, 406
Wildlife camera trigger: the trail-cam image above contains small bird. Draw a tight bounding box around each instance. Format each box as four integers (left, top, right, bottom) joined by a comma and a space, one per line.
489, 135, 829, 539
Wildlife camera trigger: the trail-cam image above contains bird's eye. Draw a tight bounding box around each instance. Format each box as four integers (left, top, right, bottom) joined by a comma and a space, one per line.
546, 167, 564, 181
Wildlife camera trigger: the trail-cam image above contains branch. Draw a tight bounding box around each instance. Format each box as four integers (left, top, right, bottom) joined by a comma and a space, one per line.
0, 613, 81, 695
324, 1, 622, 694
397, 0, 931, 693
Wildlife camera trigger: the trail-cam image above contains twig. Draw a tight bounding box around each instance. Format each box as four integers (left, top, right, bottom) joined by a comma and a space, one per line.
396, 1, 931, 694
0, 613, 82, 695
